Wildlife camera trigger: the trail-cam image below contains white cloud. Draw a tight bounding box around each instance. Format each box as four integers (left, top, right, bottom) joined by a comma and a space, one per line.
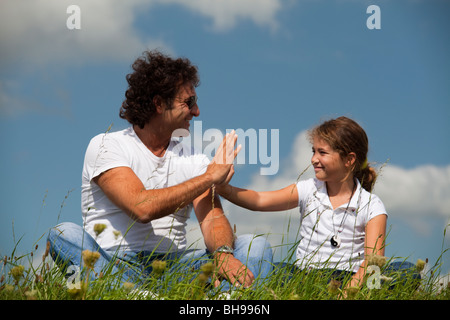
160, 0, 282, 32
0, 0, 282, 69
0, 0, 283, 116
375, 165, 450, 219
0, 0, 169, 68
374, 163, 450, 236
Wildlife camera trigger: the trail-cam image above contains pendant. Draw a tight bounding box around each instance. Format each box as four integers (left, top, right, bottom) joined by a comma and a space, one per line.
330, 235, 341, 248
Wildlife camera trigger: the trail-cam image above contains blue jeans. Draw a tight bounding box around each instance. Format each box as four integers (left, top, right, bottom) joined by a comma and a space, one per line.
272, 260, 421, 289
47, 222, 273, 291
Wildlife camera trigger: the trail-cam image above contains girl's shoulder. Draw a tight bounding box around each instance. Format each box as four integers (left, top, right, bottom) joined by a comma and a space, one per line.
296, 178, 325, 204
357, 183, 384, 206
296, 177, 324, 192
354, 184, 387, 219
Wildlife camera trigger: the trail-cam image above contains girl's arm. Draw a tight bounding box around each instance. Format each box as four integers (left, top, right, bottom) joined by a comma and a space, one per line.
216, 183, 299, 212
347, 214, 387, 288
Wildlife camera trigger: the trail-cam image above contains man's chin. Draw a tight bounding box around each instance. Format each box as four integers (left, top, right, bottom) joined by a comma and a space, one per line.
172, 128, 190, 137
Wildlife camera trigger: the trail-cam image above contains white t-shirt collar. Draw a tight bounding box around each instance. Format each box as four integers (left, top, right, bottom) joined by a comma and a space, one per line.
313, 178, 363, 211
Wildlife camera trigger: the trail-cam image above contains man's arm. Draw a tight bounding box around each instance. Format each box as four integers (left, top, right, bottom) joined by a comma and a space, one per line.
193, 187, 255, 288
94, 131, 240, 224
94, 165, 221, 223
194, 188, 234, 253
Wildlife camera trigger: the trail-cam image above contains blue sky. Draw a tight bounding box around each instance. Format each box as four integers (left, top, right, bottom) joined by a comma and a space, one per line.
1, 0, 449, 274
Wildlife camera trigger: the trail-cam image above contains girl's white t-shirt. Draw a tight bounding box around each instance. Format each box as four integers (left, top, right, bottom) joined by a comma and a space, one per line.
296, 178, 387, 272
81, 126, 209, 253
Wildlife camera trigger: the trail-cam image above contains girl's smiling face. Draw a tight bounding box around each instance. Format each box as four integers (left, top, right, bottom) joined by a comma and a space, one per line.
311, 137, 351, 183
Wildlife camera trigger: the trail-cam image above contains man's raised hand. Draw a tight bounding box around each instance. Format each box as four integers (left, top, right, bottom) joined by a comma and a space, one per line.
206, 130, 241, 185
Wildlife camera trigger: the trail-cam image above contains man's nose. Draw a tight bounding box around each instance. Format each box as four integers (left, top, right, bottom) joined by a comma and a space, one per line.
191, 103, 200, 117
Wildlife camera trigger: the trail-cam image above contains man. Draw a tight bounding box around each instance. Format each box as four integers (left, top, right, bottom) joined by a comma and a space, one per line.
48, 50, 272, 292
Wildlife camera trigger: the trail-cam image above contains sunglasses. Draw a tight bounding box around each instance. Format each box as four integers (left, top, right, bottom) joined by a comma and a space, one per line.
175, 95, 197, 109
184, 95, 198, 109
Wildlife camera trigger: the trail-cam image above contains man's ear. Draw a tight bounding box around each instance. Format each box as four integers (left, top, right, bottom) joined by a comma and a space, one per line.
153, 95, 165, 114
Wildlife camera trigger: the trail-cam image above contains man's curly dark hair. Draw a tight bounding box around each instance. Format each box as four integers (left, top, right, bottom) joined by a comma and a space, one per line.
119, 50, 200, 129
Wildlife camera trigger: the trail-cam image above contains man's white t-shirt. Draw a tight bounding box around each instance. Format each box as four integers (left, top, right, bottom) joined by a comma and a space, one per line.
81, 126, 209, 253
296, 178, 387, 272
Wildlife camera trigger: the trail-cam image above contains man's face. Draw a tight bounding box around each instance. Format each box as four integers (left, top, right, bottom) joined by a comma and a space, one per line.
164, 82, 199, 133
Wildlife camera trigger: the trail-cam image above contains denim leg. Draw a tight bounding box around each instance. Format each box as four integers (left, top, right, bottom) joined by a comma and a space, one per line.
233, 234, 273, 285
47, 222, 141, 284
175, 249, 210, 271
164, 249, 211, 286
157, 234, 273, 292
47, 226, 273, 291
384, 260, 421, 289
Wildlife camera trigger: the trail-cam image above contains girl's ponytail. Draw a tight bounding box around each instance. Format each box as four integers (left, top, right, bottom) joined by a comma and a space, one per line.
355, 162, 377, 192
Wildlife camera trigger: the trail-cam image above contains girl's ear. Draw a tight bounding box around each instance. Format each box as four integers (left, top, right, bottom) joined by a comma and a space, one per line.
346, 152, 357, 169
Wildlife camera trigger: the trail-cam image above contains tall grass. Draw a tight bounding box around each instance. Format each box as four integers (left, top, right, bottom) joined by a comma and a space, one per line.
1, 160, 449, 300
1, 228, 449, 300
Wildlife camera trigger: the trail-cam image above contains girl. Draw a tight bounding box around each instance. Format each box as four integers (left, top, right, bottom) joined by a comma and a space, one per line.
216, 116, 387, 288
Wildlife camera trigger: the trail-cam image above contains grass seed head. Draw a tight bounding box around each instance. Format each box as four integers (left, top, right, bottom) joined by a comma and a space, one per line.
113, 230, 122, 240
4, 284, 15, 292
10, 265, 25, 281
197, 272, 209, 283
82, 250, 101, 269
123, 282, 135, 293
25, 289, 38, 300
416, 259, 426, 272
93, 223, 107, 236
67, 282, 87, 300
42, 241, 50, 262
366, 253, 387, 268
200, 262, 214, 277
327, 279, 341, 294
345, 286, 360, 299
151, 260, 167, 275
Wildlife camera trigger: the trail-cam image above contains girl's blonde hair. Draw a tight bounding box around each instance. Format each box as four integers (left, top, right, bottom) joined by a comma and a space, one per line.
308, 116, 377, 192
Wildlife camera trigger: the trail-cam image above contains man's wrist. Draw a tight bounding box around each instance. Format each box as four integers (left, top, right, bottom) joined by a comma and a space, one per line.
213, 245, 234, 256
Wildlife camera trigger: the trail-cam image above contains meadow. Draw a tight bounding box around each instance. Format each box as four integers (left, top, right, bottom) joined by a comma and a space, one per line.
1, 175, 449, 301
1, 230, 449, 301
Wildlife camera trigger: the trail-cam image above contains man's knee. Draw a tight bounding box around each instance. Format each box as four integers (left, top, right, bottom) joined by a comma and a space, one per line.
234, 234, 273, 282
48, 221, 80, 238
48, 222, 81, 247
235, 234, 272, 258
47, 222, 85, 264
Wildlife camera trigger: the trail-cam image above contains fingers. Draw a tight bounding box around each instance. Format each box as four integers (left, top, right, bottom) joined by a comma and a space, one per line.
214, 256, 255, 289
235, 143, 242, 158
226, 267, 255, 289
213, 130, 241, 165
240, 268, 255, 288
221, 130, 238, 165
235, 271, 254, 288
217, 164, 235, 187
213, 271, 254, 289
